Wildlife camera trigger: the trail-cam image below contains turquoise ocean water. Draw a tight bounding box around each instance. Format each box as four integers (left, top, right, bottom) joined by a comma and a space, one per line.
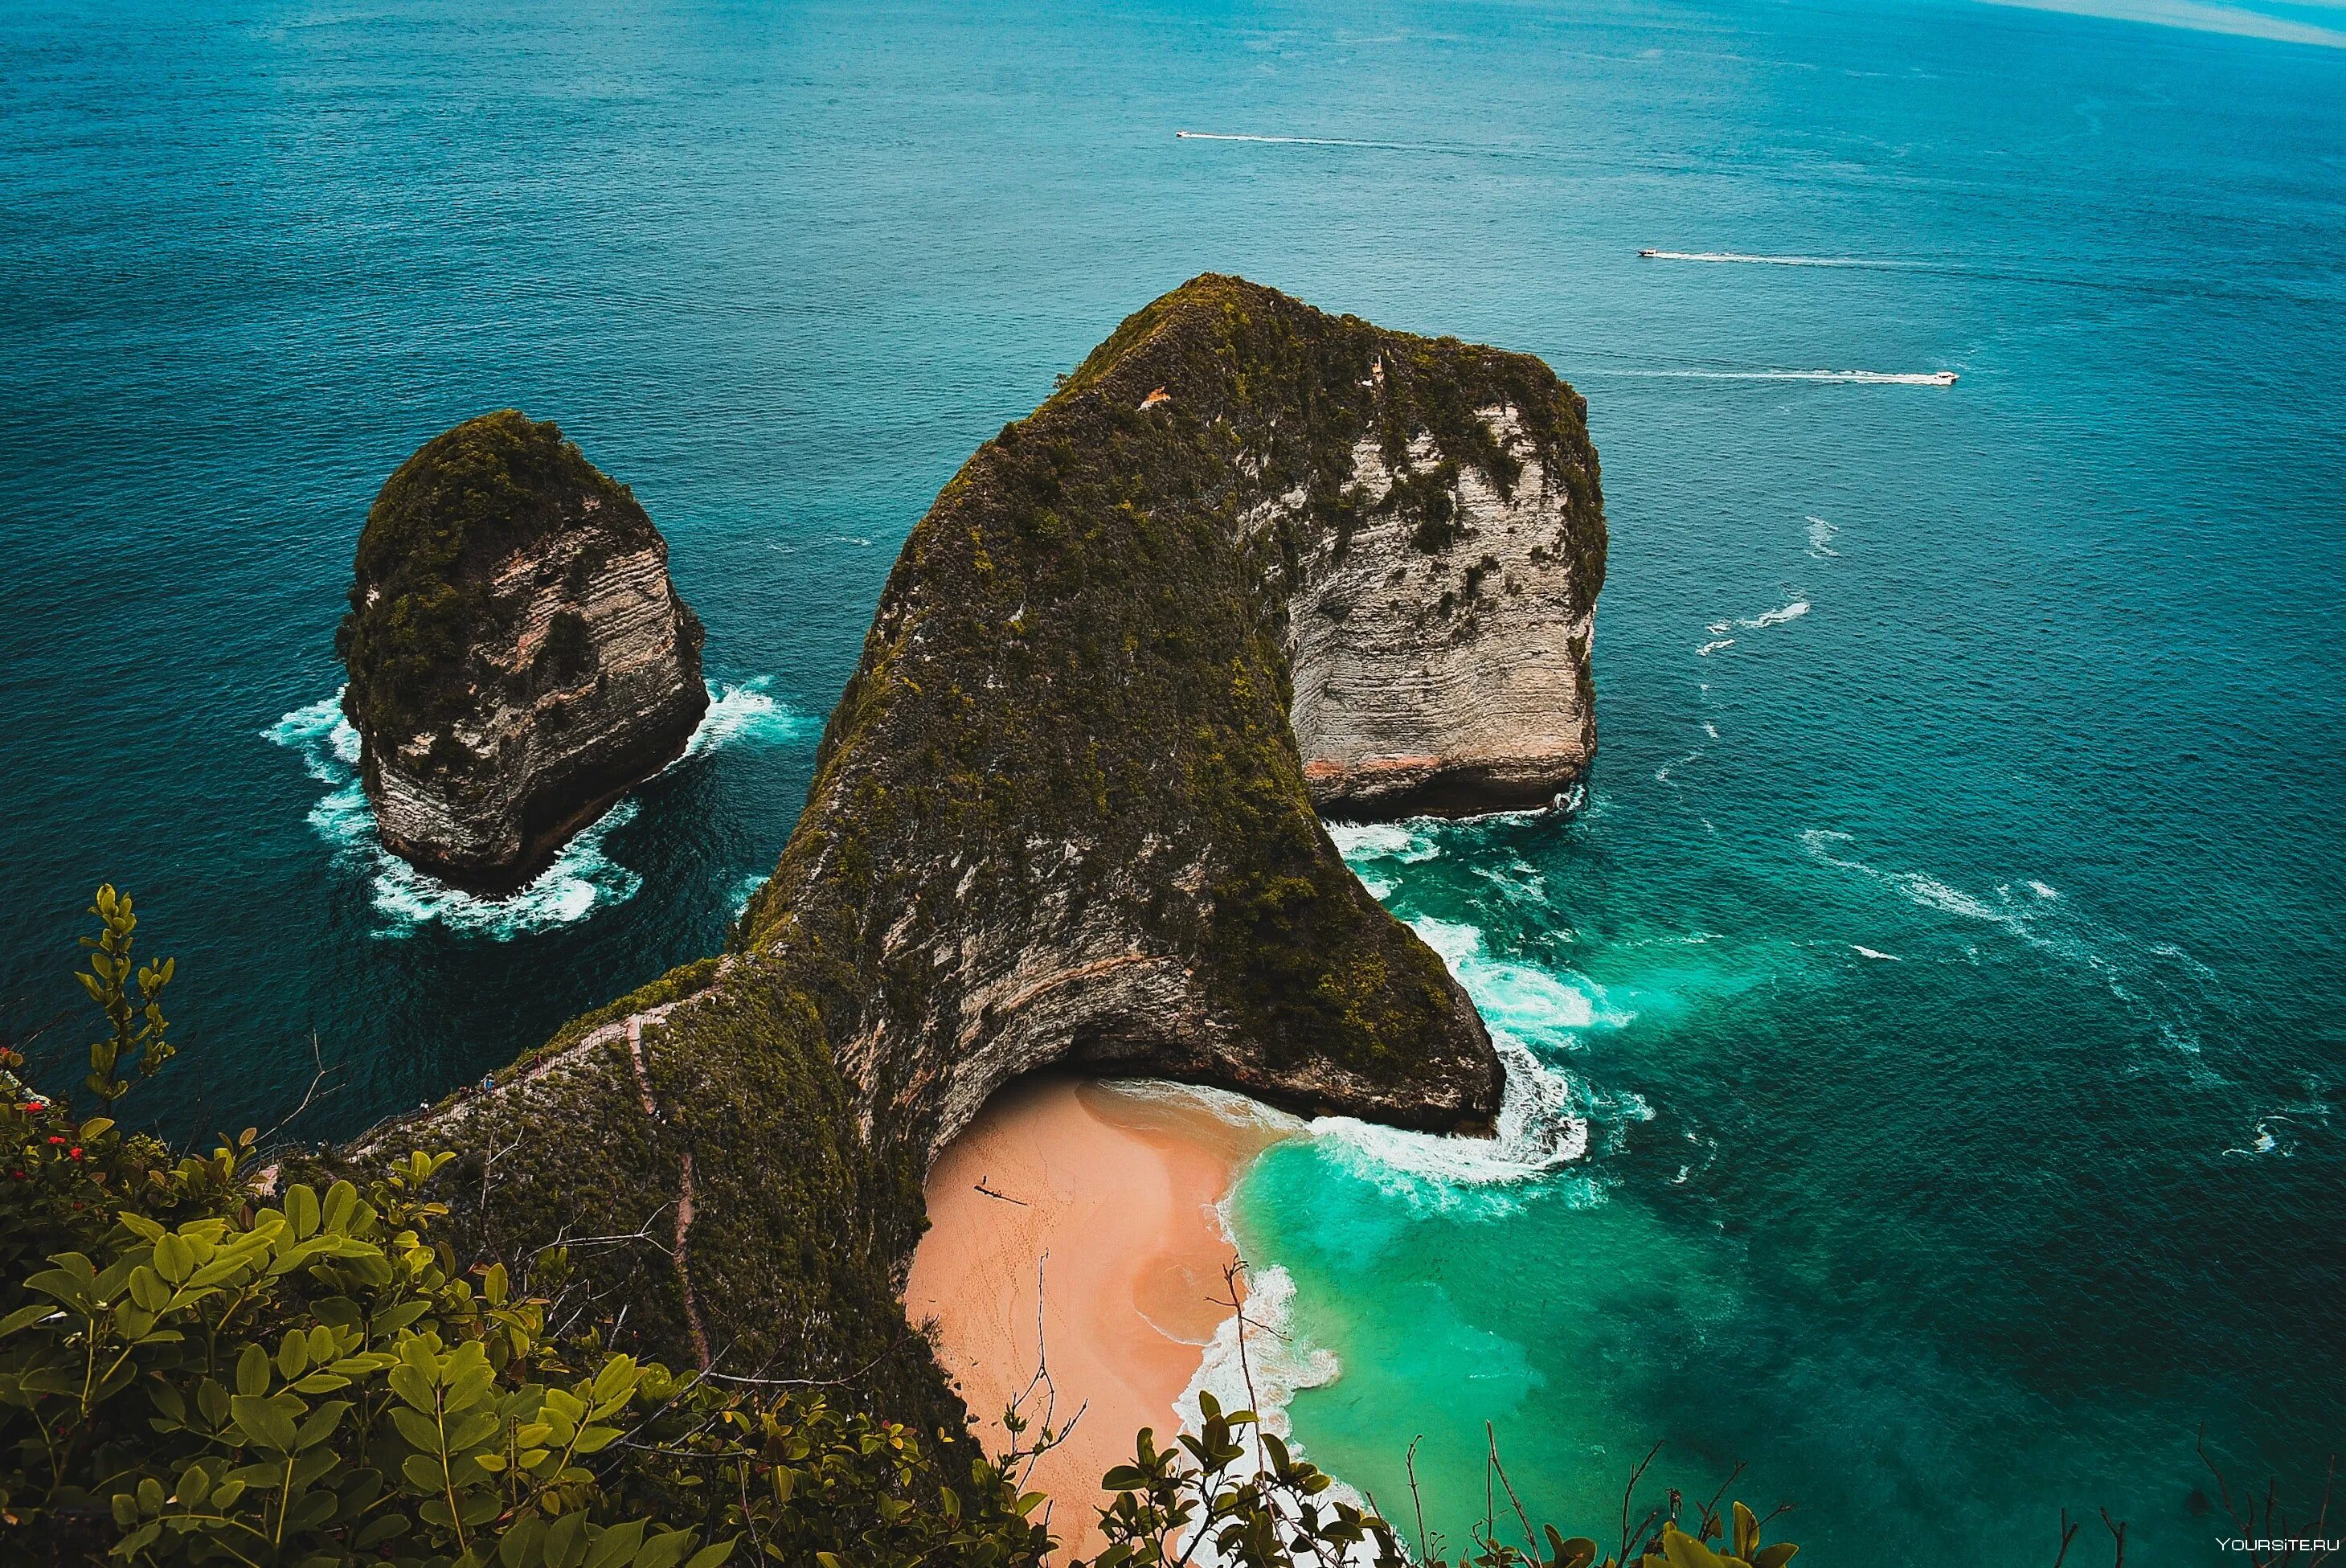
4, 0, 2341, 1560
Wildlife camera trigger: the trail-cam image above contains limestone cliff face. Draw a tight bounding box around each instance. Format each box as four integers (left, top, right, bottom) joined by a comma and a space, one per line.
1291, 412, 1599, 818
336, 412, 709, 893
347, 278, 1603, 1404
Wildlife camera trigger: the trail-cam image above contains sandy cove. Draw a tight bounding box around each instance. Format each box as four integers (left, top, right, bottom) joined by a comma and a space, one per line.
906, 1075, 1288, 1558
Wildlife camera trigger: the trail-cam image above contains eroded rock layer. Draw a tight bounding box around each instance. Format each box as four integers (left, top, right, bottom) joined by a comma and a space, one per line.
340, 276, 1604, 1416
337, 411, 708, 892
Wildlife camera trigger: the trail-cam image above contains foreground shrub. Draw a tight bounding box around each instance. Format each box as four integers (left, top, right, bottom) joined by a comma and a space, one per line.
1, 890, 1049, 1568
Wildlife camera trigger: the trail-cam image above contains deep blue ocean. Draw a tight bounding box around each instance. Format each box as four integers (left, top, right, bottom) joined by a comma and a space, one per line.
4, 0, 2342, 1562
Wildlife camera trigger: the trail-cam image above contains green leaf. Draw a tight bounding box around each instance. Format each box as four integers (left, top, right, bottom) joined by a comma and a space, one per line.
1547, 1529, 1598, 1568
1751, 1547, 1798, 1568
634, 1531, 700, 1568
583, 1517, 647, 1568
498, 1513, 547, 1568
372, 1297, 432, 1336
0, 1303, 53, 1337
448, 1410, 501, 1453
1661, 1525, 1726, 1568
389, 1406, 441, 1454
230, 1393, 300, 1454
682, 1541, 737, 1568
294, 1398, 350, 1451
285, 1184, 321, 1238
355, 1515, 411, 1549
236, 1342, 272, 1398
24, 1261, 94, 1311
401, 1452, 448, 1494
390, 1361, 438, 1415
546, 1511, 590, 1568
573, 1424, 622, 1455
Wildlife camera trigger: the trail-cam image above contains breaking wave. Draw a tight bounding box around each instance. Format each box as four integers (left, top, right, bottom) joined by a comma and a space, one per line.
1806, 516, 1840, 558
1327, 821, 1443, 865
1300, 917, 1641, 1216
680, 678, 814, 760
264, 681, 805, 940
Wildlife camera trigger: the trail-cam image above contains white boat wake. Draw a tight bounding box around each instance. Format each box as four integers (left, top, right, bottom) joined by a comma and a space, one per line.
1176, 129, 1427, 152
1608, 368, 1958, 386
1636, 248, 1922, 268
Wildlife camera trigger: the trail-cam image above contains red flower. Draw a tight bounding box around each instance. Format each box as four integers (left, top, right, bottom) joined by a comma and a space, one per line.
47, 1136, 64, 1145
68, 1148, 83, 1160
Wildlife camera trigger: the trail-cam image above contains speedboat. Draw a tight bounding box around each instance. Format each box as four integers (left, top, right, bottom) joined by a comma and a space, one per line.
1638, 248, 1658, 257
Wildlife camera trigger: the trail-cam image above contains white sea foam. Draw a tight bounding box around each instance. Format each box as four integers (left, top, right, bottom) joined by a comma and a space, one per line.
1697, 637, 1737, 656
1105, 1076, 1310, 1137
1409, 918, 1630, 1040
730, 871, 770, 916
1806, 516, 1840, 558
1295, 917, 1639, 1215
2221, 1118, 2294, 1158
1740, 600, 1812, 629
1177, 1264, 1340, 1442
264, 680, 805, 940
1801, 829, 2221, 1071
1468, 861, 1549, 911
679, 678, 813, 761
1327, 821, 1443, 865
1852, 944, 1902, 961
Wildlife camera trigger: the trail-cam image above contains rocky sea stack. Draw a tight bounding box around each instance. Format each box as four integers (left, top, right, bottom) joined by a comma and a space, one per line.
336, 411, 708, 893
336, 276, 1605, 1417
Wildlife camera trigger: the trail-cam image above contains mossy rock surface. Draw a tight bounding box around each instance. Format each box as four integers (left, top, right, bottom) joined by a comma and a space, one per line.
338, 410, 661, 739
335, 410, 709, 890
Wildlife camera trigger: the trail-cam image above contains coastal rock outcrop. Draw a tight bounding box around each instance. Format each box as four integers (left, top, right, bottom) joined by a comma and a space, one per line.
342, 277, 1604, 1412
335, 411, 708, 892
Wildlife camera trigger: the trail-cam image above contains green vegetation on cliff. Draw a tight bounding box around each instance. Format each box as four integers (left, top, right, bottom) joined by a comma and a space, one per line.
335, 411, 669, 740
